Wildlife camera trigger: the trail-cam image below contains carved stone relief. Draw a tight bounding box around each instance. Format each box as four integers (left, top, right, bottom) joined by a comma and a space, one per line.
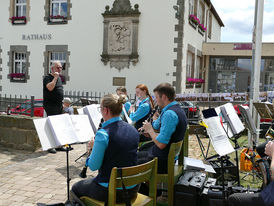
101, 0, 140, 71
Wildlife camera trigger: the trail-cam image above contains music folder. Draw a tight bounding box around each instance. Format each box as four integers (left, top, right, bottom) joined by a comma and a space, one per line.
253, 102, 273, 119
33, 114, 94, 151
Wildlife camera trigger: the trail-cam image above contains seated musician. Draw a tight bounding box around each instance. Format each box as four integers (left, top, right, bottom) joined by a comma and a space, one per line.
129, 84, 155, 141
138, 83, 187, 174
229, 141, 274, 206
70, 94, 140, 204
116, 86, 131, 114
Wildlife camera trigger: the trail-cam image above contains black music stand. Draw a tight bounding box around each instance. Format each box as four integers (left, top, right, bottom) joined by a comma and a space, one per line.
37, 145, 74, 206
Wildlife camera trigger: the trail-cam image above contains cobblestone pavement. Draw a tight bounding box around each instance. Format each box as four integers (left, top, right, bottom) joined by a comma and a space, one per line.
0, 144, 96, 206
0, 134, 204, 206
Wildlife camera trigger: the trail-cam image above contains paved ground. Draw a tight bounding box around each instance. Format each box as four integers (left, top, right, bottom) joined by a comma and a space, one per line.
0, 134, 205, 206
0, 144, 96, 206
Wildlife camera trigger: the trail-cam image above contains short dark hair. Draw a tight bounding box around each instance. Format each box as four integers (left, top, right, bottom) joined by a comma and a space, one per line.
153, 83, 175, 101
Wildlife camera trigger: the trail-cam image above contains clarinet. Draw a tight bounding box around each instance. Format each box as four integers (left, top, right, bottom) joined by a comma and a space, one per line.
139, 106, 159, 134
79, 118, 104, 178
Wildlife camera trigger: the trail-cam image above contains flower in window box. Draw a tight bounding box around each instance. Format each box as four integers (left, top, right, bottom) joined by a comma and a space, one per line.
186, 78, 205, 84
50, 15, 66, 19
10, 16, 27, 24
8, 73, 25, 78
198, 23, 207, 32
189, 14, 200, 25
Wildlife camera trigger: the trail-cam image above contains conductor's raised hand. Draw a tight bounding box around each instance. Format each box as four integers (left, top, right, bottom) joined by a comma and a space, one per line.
53, 71, 60, 78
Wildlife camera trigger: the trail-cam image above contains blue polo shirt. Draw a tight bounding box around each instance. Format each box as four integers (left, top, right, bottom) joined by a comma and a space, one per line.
129, 97, 150, 122
152, 101, 179, 144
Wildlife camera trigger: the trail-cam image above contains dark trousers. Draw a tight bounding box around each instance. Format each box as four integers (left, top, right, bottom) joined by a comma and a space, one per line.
71, 178, 139, 204
137, 142, 168, 174
228, 192, 265, 206
44, 105, 63, 116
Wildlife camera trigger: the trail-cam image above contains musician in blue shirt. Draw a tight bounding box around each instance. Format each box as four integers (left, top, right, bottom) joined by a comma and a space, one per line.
229, 141, 274, 206
129, 84, 154, 141
116, 86, 131, 114
138, 83, 187, 173
71, 94, 140, 205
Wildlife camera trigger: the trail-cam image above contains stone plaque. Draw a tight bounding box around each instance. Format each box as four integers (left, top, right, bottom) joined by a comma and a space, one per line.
113, 77, 126, 86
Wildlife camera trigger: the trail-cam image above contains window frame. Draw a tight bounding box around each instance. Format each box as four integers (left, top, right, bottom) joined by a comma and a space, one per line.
9, 0, 30, 25
7, 46, 30, 83
13, 52, 27, 74
15, 0, 26, 17
44, 45, 70, 85
44, 0, 72, 25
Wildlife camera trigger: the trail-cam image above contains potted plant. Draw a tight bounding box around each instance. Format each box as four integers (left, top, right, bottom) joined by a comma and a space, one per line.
189, 14, 200, 29
50, 15, 67, 23
8, 73, 26, 81
10, 16, 27, 25
198, 23, 207, 35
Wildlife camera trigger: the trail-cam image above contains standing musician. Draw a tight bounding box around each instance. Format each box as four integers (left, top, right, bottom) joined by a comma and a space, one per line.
70, 94, 140, 205
229, 141, 274, 206
129, 84, 155, 141
138, 83, 187, 174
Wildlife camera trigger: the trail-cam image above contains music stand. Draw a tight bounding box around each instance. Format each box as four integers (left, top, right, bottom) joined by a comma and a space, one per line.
238, 105, 262, 182
253, 103, 273, 120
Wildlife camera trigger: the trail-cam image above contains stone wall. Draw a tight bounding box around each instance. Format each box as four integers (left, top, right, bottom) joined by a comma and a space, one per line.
0, 115, 41, 151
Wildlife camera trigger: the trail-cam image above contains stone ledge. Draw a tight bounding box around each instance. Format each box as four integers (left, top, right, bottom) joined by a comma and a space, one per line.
0, 115, 41, 151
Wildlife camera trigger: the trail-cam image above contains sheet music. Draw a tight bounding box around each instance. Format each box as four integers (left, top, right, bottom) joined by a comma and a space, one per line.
83, 104, 102, 133
77, 108, 84, 115
204, 116, 235, 156
33, 118, 57, 150
215, 103, 245, 137
70, 115, 94, 142
122, 105, 133, 124
47, 114, 79, 146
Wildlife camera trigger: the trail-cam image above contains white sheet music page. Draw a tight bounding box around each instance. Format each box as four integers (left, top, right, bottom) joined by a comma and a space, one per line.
83, 104, 102, 133
70, 115, 94, 142
204, 116, 235, 156
224, 103, 245, 134
47, 114, 79, 146
33, 118, 58, 151
122, 105, 133, 125
215, 103, 245, 137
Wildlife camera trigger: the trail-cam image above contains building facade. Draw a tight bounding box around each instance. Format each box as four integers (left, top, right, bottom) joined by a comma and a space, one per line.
0, 0, 223, 97
203, 43, 274, 93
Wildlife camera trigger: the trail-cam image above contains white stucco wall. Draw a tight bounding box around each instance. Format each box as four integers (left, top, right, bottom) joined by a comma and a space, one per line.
0, 0, 178, 97
0, 0, 223, 97
181, 0, 222, 93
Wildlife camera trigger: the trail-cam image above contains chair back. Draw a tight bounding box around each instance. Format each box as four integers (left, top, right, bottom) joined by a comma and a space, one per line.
108, 158, 158, 206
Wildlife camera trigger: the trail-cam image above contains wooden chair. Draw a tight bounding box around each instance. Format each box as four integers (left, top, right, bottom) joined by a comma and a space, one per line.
157, 128, 189, 206
80, 158, 158, 206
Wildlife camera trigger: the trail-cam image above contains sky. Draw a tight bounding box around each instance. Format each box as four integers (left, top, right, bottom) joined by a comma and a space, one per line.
211, 0, 274, 42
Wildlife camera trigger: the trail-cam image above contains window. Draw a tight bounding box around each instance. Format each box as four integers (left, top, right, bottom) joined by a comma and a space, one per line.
51, 0, 67, 17
186, 52, 195, 79
189, 0, 194, 15
196, 55, 202, 79
8, 46, 30, 82
14, 52, 26, 73
9, 0, 29, 25
44, 45, 70, 84
44, 0, 72, 24
49, 52, 66, 73
198, 1, 205, 24
15, 0, 26, 17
